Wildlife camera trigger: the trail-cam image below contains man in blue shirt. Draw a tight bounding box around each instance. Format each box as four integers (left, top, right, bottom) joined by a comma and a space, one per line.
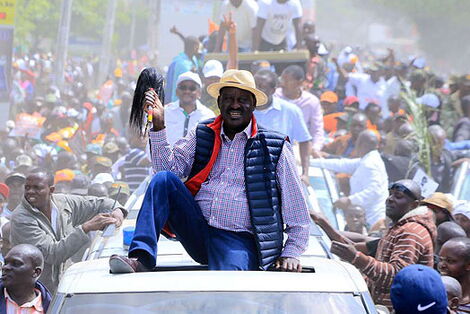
165, 36, 201, 103
254, 69, 312, 182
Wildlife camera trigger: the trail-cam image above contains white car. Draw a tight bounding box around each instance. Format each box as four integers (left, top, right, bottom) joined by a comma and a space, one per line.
50, 255, 377, 313
49, 175, 376, 313
452, 160, 470, 201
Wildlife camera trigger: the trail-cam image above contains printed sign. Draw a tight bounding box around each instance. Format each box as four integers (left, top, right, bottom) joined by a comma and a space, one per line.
412, 168, 439, 198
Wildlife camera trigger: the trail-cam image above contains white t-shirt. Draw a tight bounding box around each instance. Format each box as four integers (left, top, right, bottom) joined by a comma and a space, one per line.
220, 0, 258, 50
257, 0, 303, 45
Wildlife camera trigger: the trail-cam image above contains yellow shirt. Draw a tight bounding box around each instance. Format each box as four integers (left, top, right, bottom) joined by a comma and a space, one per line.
5, 288, 44, 314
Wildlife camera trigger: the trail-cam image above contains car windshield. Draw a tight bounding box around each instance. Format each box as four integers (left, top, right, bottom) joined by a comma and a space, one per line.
57, 292, 366, 314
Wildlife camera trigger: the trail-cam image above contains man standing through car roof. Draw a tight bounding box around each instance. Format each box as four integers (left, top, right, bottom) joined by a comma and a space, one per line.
110, 69, 310, 273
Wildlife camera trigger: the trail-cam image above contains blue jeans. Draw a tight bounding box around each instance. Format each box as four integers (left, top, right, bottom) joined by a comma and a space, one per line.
128, 171, 259, 270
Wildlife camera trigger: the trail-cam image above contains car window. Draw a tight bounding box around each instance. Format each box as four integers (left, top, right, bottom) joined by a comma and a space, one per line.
307, 169, 340, 229
457, 166, 470, 201
58, 292, 367, 314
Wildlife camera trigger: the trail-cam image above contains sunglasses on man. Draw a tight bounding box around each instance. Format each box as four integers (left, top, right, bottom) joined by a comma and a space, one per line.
178, 84, 198, 92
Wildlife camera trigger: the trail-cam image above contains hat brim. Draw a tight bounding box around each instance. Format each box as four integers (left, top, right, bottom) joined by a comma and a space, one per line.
421, 200, 449, 210
207, 82, 268, 106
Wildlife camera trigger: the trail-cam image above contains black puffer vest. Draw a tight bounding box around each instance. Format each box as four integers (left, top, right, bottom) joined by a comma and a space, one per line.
188, 118, 287, 270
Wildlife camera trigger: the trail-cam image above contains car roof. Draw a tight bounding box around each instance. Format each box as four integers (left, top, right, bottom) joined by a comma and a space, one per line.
85, 218, 331, 261
57, 256, 368, 294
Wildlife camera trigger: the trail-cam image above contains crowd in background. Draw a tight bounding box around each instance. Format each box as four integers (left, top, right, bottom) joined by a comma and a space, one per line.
3, 0, 470, 313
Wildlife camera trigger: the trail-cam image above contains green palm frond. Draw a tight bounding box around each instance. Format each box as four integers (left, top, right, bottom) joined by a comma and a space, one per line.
401, 85, 432, 176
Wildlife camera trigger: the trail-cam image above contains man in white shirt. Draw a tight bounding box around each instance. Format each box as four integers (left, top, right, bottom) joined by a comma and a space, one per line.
253, 0, 303, 51
311, 130, 388, 226
345, 65, 387, 111
218, 0, 258, 52
164, 71, 215, 146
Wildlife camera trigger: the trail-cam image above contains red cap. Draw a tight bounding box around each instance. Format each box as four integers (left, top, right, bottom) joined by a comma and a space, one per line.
343, 96, 359, 106
0, 183, 10, 199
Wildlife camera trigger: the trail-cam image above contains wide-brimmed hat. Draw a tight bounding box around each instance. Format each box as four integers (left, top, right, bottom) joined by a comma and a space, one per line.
207, 70, 267, 106
421, 192, 453, 212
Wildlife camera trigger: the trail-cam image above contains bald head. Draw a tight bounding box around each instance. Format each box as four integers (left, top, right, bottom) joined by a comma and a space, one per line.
9, 244, 44, 269
442, 276, 462, 299
438, 222, 466, 239
2, 244, 43, 291
436, 222, 467, 253
356, 130, 379, 156
429, 125, 447, 158
429, 124, 447, 140
350, 113, 368, 139
443, 237, 470, 262
397, 122, 414, 138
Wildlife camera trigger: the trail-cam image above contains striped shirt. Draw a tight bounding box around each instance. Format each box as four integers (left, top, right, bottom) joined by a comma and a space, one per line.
458, 304, 470, 313
149, 121, 311, 258
352, 206, 436, 310
122, 148, 150, 192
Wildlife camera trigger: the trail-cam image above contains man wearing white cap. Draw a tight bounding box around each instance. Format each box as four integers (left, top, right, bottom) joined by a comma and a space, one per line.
165, 71, 215, 146
201, 60, 224, 115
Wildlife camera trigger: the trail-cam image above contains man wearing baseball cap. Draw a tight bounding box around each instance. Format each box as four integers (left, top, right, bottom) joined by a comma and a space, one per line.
3, 172, 26, 219
110, 69, 310, 274
164, 71, 215, 146
201, 60, 224, 115
391, 264, 447, 314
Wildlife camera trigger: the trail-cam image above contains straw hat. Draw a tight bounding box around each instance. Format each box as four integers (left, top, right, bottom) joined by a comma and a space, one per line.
207, 69, 267, 106
421, 192, 453, 212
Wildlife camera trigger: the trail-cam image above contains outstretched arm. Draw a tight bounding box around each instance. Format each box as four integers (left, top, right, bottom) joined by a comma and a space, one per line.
170, 25, 185, 43
225, 13, 239, 70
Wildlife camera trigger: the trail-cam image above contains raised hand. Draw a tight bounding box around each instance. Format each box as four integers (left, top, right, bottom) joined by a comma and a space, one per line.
222, 12, 236, 35
144, 88, 165, 131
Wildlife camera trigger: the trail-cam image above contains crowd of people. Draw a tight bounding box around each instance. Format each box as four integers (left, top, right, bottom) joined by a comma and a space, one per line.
2, 0, 470, 313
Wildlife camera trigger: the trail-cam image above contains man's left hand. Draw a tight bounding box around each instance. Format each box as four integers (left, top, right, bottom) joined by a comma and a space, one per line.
330, 241, 357, 263
111, 208, 125, 227
274, 257, 302, 272
333, 197, 351, 210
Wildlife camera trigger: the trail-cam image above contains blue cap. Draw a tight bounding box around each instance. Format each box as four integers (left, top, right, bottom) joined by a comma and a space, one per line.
391, 265, 447, 314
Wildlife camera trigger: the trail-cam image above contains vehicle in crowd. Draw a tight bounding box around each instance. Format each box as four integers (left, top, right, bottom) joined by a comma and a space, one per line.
304, 163, 345, 231
451, 160, 470, 201
48, 173, 376, 313
50, 254, 377, 313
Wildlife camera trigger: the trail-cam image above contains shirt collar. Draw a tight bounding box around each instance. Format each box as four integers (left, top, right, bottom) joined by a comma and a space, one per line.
221, 120, 252, 139
258, 96, 282, 112
5, 288, 43, 312
167, 99, 203, 113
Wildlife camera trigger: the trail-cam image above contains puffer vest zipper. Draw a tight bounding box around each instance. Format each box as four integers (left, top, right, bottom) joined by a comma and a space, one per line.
188, 118, 287, 270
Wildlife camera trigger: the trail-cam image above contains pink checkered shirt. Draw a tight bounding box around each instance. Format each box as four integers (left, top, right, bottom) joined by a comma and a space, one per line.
149, 121, 310, 258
